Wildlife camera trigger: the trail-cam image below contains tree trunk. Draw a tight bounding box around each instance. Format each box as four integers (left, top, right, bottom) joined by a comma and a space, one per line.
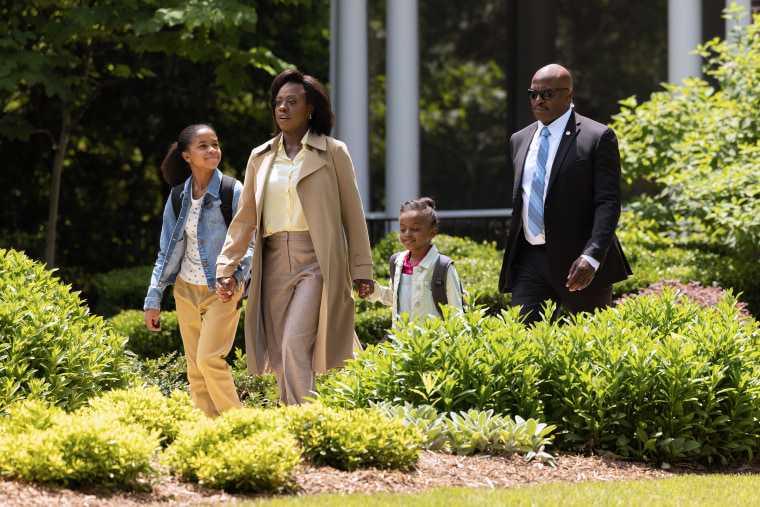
44, 109, 72, 269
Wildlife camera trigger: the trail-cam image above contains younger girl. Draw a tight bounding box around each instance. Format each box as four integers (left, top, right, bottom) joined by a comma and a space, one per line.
367, 197, 463, 323
144, 124, 254, 417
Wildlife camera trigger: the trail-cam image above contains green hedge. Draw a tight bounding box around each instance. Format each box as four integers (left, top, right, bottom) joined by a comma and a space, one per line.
316, 289, 760, 464
616, 212, 760, 315
0, 249, 137, 413
92, 265, 165, 317
110, 307, 246, 361
101, 227, 760, 357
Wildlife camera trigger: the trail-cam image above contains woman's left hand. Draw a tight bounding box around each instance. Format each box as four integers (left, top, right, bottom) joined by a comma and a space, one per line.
354, 279, 374, 299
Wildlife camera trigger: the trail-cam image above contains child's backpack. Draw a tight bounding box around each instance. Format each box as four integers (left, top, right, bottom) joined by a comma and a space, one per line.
171, 175, 249, 308
171, 174, 236, 228
389, 252, 467, 312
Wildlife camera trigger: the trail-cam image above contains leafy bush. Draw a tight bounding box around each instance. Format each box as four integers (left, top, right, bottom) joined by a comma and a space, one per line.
316, 290, 760, 463
0, 249, 137, 413
281, 403, 422, 471
82, 386, 203, 445
611, 9, 760, 258
230, 349, 281, 408
131, 351, 189, 396
354, 306, 392, 346
163, 408, 300, 493
318, 306, 544, 417
0, 400, 159, 489
92, 265, 160, 317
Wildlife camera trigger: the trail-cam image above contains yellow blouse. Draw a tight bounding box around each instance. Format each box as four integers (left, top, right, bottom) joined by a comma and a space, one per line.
261, 131, 310, 237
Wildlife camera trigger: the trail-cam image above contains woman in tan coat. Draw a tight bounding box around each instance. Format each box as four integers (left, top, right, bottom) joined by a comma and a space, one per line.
215, 69, 374, 405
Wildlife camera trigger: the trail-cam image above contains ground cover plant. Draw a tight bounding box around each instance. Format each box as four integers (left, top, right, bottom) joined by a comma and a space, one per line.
372, 401, 556, 464
0, 249, 137, 413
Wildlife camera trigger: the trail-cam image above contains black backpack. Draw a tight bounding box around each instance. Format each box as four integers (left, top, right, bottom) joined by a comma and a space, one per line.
171, 174, 249, 308
389, 251, 466, 313
171, 174, 236, 228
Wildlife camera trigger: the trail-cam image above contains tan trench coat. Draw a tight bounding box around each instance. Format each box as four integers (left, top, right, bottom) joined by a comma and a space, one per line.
216, 132, 373, 374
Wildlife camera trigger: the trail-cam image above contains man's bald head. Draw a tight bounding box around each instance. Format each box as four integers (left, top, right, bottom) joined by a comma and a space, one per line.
529, 64, 574, 125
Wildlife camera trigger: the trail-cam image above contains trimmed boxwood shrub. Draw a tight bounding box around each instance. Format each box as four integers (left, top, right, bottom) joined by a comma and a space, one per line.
0, 400, 159, 489
162, 407, 300, 492
281, 403, 422, 471
0, 249, 137, 413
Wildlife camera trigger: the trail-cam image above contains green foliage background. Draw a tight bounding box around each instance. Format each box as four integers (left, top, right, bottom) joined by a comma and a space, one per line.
1, 0, 677, 289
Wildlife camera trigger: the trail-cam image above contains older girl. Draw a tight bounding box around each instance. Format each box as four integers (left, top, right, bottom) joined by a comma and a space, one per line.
144, 124, 253, 417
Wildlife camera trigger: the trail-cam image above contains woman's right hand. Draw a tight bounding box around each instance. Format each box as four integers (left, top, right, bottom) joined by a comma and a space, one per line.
145, 308, 161, 331
216, 277, 237, 303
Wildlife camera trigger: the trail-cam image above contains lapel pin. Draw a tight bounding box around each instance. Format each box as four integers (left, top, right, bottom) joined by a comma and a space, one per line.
565, 131, 571, 136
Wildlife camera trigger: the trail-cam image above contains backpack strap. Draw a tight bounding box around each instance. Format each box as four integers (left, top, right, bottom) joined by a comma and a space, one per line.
432, 254, 454, 311
171, 175, 235, 229
219, 174, 235, 228
171, 183, 183, 220
389, 252, 402, 290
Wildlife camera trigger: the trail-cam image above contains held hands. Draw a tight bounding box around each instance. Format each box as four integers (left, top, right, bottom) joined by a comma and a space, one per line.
144, 308, 161, 331
354, 279, 374, 299
216, 277, 238, 303
566, 257, 595, 292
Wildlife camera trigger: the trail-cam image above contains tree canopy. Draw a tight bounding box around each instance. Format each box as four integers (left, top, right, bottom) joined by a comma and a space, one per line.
611, 8, 760, 258
0, 0, 317, 268
2, 0, 682, 288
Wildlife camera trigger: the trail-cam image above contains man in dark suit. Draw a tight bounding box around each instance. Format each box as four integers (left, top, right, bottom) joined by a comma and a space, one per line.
499, 64, 631, 326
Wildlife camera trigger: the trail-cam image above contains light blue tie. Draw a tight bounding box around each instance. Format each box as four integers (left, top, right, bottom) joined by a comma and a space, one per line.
527, 127, 550, 236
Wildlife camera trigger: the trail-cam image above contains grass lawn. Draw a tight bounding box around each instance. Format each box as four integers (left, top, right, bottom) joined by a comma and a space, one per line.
237, 474, 760, 506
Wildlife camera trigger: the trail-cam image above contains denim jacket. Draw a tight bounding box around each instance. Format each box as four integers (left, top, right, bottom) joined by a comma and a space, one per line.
144, 169, 254, 310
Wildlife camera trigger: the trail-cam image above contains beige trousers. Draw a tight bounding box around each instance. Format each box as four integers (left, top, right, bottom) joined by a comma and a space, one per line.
261, 231, 323, 405
174, 276, 243, 417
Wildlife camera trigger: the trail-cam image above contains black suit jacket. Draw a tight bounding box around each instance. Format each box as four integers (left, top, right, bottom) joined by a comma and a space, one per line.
499, 110, 631, 294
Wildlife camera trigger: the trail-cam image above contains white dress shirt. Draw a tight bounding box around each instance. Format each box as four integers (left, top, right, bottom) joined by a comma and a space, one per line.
520, 107, 598, 269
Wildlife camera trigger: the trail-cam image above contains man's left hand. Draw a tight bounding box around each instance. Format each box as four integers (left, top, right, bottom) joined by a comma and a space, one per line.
566, 257, 595, 292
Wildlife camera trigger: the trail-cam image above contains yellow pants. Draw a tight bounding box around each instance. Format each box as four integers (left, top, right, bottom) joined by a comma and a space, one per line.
174, 276, 243, 417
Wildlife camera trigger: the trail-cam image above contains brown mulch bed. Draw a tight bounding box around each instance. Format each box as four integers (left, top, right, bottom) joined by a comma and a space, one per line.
2, 451, 758, 506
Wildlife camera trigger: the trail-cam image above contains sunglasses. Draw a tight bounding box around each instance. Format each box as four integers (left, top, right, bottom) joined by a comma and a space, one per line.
527, 88, 571, 100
